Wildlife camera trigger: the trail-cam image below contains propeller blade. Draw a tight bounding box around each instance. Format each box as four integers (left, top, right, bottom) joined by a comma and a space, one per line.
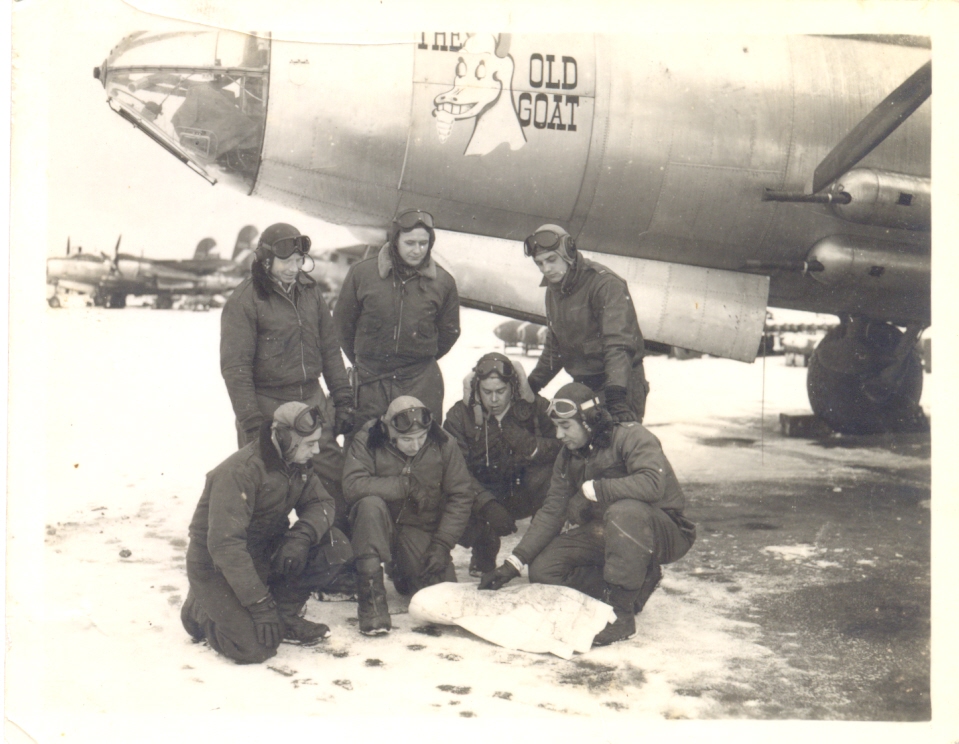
813, 60, 931, 193
114, 235, 122, 265
66, 237, 71, 256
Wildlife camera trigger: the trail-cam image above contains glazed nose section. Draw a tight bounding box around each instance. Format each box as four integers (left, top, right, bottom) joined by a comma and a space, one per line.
97, 28, 270, 192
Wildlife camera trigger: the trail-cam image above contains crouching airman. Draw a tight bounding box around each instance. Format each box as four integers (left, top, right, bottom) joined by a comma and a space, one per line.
181, 402, 352, 663
480, 383, 696, 646
344, 396, 474, 635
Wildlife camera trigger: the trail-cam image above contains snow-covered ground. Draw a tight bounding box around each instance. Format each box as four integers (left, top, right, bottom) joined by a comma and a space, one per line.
5, 305, 943, 742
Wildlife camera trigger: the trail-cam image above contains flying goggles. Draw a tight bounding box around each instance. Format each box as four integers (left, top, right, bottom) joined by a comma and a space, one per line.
546, 396, 599, 419
266, 235, 312, 259
523, 228, 568, 257
389, 406, 432, 433
394, 210, 435, 232
283, 405, 323, 435
474, 357, 515, 380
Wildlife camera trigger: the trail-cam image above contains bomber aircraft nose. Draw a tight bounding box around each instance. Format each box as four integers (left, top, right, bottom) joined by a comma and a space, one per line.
98, 27, 270, 191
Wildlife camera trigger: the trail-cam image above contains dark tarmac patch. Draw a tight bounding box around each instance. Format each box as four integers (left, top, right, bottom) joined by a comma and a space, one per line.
603, 701, 628, 711
752, 578, 930, 720
811, 432, 929, 458
314, 646, 349, 658
689, 571, 735, 583
268, 666, 296, 677
364, 658, 384, 667
437, 684, 471, 695
459, 711, 476, 718
333, 679, 353, 691
697, 437, 756, 448
412, 624, 443, 636
439, 653, 462, 661
558, 660, 618, 692
407, 644, 426, 651
493, 691, 512, 700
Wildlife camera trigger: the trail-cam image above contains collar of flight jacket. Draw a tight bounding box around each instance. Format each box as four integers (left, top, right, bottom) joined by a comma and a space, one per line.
377, 243, 437, 281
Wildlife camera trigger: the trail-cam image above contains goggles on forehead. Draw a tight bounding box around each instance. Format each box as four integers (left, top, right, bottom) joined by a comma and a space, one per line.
277, 405, 323, 435
546, 397, 599, 419
395, 210, 435, 231
523, 229, 567, 257
268, 235, 312, 259
475, 357, 514, 380
389, 406, 432, 433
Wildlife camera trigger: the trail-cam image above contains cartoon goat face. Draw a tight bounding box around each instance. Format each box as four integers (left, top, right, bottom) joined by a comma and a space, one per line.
433, 34, 513, 123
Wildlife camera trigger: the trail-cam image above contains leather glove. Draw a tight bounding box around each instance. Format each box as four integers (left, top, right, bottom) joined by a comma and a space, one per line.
248, 594, 282, 647
408, 473, 441, 514
479, 561, 520, 590
333, 405, 355, 437
422, 539, 452, 577
604, 385, 636, 423
499, 418, 537, 459
566, 491, 594, 526
479, 499, 517, 537
241, 417, 264, 447
271, 528, 313, 576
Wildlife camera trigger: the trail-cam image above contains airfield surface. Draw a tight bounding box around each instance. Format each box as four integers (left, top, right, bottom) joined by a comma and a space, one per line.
7, 306, 939, 740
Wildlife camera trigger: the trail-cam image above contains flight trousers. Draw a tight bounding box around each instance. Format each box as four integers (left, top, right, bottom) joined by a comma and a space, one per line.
181, 527, 352, 664
350, 495, 456, 595
528, 500, 695, 599
352, 358, 445, 433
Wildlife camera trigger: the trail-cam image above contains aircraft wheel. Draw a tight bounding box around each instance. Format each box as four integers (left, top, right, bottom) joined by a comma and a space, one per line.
807, 322, 926, 435
155, 294, 174, 310
107, 292, 127, 309
48, 296, 61, 308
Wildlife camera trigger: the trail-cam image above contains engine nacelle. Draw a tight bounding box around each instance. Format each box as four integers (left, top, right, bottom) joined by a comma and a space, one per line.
806, 234, 929, 296
829, 168, 930, 231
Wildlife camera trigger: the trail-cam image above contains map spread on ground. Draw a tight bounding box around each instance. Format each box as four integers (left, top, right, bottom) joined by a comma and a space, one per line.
408, 582, 617, 659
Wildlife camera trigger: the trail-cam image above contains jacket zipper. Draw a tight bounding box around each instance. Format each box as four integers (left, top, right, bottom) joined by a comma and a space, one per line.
394, 277, 407, 356
276, 284, 309, 396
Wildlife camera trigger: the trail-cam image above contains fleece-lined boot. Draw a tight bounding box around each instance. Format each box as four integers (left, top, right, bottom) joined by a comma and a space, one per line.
276, 596, 331, 645
356, 556, 391, 636
593, 584, 642, 647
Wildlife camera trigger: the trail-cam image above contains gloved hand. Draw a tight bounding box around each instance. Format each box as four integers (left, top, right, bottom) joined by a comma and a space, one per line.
566, 491, 594, 526
479, 499, 517, 537
499, 418, 537, 459
408, 473, 441, 514
241, 417, 265, 447
271, 528, 313, 576
604, 385, 636, 423
248, 594, 282, 647
333, 404, 355, 437
422, 540, 452, 577
479, 561, 520, 590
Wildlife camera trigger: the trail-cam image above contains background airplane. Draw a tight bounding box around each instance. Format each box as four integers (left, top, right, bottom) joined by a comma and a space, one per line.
93, 29, 931, 434
46, 225, 259, 309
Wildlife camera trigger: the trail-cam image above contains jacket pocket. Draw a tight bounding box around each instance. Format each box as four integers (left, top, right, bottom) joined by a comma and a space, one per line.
416, 318, 437, 339
256, 334, 287, 360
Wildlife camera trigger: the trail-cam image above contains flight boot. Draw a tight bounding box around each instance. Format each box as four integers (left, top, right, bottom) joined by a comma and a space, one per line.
356, 556, 391, 636
275, 593, 331, 646
468, 533, 501, 578
633, 562, 663, 614
592, 584, 642, 647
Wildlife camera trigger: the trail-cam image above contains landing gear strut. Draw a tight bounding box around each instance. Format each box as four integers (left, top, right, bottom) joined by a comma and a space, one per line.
807, 317, 927, 435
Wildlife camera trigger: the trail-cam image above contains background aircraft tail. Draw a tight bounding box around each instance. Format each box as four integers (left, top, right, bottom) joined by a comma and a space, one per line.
193, 237, 218, 260
231, 225, 258, 272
